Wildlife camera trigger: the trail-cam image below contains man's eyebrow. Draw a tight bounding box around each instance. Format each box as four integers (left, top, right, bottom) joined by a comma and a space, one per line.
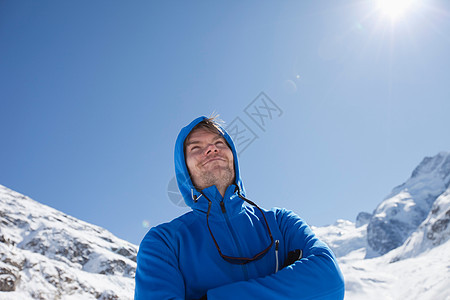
185, 140, 199, 147
212, 135, 223, 142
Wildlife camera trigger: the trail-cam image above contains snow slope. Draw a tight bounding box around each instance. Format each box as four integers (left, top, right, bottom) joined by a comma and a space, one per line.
0, 184, 137, 299
314, 216, 450, 300
340, 237, 450, 300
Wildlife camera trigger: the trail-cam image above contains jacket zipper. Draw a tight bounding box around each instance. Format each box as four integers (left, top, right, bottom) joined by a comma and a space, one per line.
275, 240, 279, 273
220, 201, 249, 280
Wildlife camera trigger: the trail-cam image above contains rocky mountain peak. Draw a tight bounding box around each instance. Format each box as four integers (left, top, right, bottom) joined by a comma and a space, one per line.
411, 151, 450, 181
367, 152, 450, 257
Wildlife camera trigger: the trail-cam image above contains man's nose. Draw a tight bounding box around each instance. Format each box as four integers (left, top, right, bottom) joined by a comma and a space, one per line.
205, 143, 219, 155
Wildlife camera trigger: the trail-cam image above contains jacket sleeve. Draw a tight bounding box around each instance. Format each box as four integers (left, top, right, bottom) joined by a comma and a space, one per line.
134, 230, 185, 300
206, 208, 345, 300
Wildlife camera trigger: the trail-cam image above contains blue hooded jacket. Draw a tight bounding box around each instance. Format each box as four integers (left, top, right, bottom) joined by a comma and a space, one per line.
135, 116, 345, 299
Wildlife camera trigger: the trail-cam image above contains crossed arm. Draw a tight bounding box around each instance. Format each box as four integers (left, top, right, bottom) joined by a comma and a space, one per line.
135, 209, 345, 300
205, 209, 345, 299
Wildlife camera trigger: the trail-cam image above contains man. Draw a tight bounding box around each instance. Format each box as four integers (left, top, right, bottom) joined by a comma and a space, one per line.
135, 116, 345, 299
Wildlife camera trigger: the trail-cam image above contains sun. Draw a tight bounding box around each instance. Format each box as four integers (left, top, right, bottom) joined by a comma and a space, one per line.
376, 0, 418, 20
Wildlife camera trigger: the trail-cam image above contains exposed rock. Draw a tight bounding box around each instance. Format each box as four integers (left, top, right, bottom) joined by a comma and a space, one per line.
97, 290, 119, 300
425, 193, 450, 245
356, 212, 372, 228
112, 246, 137, 262
390, 186, 450, 261
0, 265, 20, 291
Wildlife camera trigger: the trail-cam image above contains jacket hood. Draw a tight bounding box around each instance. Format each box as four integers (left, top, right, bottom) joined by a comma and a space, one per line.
174, 116, 245, 208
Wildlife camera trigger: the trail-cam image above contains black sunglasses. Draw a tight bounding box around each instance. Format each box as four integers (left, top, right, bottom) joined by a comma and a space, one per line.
203, 191, 274, 265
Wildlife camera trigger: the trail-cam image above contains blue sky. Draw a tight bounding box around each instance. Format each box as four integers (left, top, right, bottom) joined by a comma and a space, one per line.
1, 0, 449, 245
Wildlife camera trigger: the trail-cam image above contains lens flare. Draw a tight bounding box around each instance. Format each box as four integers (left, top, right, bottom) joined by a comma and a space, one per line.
142, 220, 150, 229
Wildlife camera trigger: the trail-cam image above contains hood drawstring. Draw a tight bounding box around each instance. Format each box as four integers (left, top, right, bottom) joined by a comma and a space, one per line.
236, 188, 258, 208
191, 189, 202, 203
201, 188, 274, 265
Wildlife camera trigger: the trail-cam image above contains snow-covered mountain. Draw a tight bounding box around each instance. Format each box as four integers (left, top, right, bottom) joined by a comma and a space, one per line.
0, 184, 137, 299
366, 151, 450, 257
313, 151, 450, 299
1, 151, 449, 299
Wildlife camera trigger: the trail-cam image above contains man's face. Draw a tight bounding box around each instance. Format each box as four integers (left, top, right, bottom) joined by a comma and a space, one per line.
185, 128, 235, 192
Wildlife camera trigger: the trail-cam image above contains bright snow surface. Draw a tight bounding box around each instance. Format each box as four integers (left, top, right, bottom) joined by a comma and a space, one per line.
314, 219, 450, 300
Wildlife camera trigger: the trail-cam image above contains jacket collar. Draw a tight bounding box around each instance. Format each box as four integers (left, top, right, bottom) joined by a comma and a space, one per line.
190, 184, 244, 217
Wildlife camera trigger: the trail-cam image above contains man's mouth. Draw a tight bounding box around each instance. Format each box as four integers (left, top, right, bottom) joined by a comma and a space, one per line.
203, 157, 224, 166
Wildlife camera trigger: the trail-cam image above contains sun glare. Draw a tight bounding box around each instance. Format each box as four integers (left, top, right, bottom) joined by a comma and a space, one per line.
376, 0, 418, 20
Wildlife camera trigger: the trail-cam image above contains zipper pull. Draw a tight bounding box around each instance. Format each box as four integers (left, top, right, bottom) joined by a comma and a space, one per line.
275, 240, 279, 273
220, 201, 226, 213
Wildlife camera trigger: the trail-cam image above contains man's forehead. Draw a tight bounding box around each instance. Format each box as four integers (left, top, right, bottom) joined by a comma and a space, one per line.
186, 128, 223, 145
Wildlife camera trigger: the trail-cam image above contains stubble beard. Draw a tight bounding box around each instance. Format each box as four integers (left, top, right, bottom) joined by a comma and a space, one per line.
197, 165, 235, 192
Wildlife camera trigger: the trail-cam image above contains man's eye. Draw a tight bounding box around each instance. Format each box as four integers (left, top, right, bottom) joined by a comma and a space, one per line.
190, 146, 200, 151
216, 141, 224, 145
